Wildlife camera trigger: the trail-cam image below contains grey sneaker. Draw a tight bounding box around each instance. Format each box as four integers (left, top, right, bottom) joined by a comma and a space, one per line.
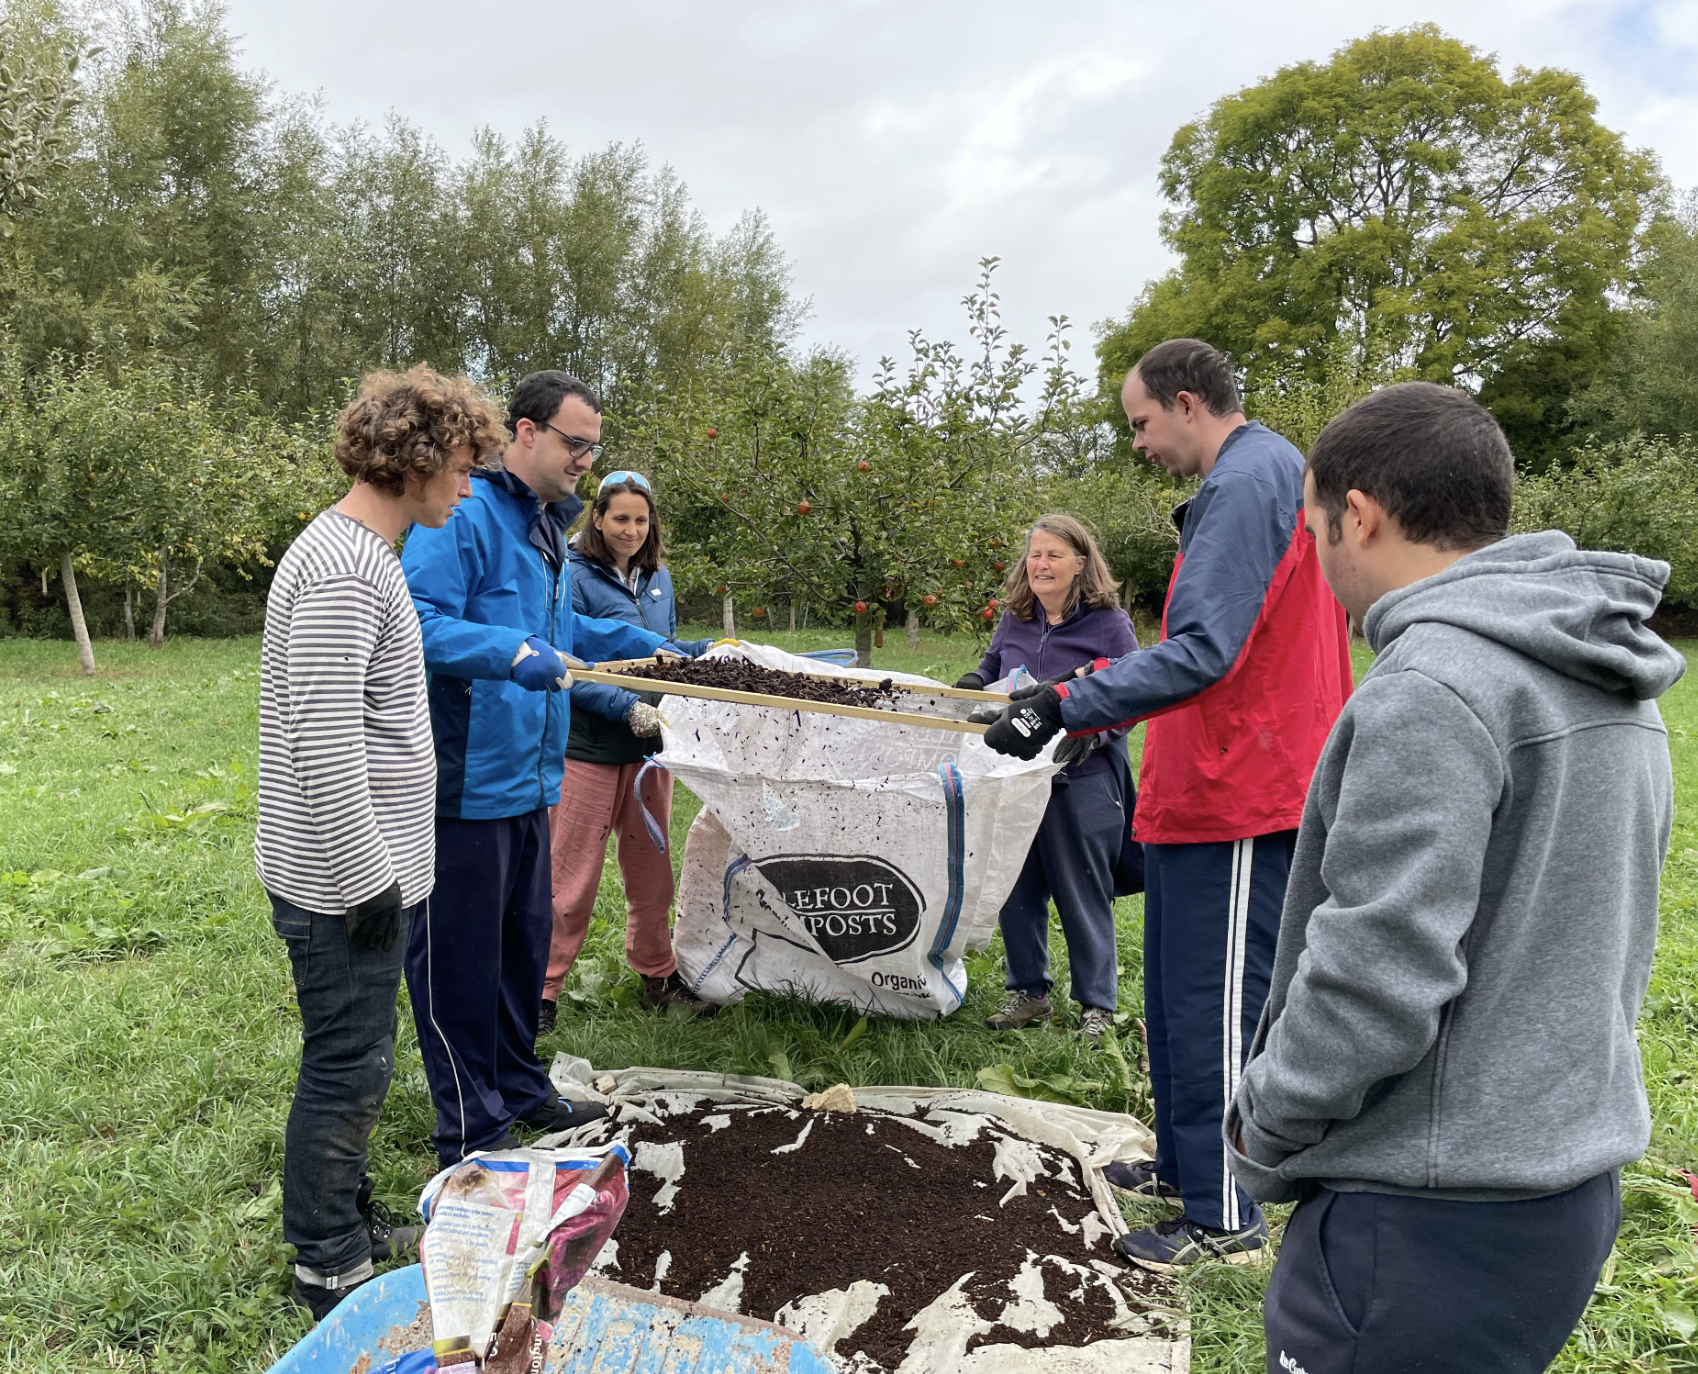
984, 990, 1054, 1031
1078, 1007, 1113, 1045
1114, 1211, 1268, 1272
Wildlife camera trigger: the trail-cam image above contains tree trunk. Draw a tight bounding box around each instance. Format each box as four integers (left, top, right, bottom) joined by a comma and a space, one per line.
907, 607, 920, 652
124, 586, 136, 642
721, 593, 736, 637
801, 602, 809, 630
789, 601, 797, 632
61, 552, 95, 677
854, 612, 873, 669
149, 551, 169, 648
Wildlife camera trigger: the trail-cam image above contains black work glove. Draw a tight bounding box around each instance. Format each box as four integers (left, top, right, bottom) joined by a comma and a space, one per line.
1054, 733, 1104, 769
1010, 656, 1113, 702
346, 879, 403, 953
982, 685, 1065, 760
953, 671, 986, 691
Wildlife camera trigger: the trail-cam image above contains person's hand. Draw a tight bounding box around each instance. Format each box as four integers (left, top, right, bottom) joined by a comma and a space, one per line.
982, 686, 1065, 760
511, 636, 573, 691
1009, 657, 1112, 702
346, 879, 403, 953
671, 638, 715, 657
1054, 733, 1104, 768
953, 671, 986, 691
626, 701, 664, 737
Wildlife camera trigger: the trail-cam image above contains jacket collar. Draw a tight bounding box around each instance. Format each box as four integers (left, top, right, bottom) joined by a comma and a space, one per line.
569, 544, 650, 596
475, 467, 581, 568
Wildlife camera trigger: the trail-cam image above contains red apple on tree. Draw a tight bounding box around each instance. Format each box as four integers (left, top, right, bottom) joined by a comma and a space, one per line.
854, 600, 868, 614
706, 428, 718, 439
855, 460, 871, 472
922, 593, 937, 607
798, 501, 811, 515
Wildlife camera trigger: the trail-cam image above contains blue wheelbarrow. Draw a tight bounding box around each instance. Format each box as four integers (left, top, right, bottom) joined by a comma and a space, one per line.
267, 1264, 835, 1374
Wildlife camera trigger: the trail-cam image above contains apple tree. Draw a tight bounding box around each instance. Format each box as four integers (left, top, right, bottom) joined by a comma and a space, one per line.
637, 261, 1089, 666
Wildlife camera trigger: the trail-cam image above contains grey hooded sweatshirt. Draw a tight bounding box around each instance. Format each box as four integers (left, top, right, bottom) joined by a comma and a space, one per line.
1226, 531, 1684, 1203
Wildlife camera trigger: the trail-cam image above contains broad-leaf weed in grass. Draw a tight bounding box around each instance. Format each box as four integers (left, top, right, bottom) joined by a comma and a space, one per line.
1, 630, 1695, 1372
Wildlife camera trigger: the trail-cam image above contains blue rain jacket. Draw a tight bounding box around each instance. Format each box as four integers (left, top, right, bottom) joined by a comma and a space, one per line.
565, 547, 713, 767
401, 468, 670, 819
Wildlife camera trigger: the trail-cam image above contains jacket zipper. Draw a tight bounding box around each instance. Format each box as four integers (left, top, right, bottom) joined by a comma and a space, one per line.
538, 557, 563, 810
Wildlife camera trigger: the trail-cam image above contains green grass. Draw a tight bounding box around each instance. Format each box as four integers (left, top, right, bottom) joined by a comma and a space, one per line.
1, 628, 1694, 1372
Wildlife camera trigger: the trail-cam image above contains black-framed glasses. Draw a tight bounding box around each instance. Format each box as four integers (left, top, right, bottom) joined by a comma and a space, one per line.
537, 420, 603, 460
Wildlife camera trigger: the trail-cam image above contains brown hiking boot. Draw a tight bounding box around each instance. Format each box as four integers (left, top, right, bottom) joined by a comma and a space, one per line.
642, 971, 717, 1015
984, 990, 1054, 1031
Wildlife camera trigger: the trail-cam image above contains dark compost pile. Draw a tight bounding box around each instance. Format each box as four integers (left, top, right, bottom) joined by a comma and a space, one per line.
598, 1103, 1180, 1370
612, 659, 896, 708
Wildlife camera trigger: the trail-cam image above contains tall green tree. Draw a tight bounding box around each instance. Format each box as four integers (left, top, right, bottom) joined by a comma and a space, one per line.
1097, 25, 1660, 461
0, 0, 89, 227
640, 262, 1079, 665
1571, 194, 1698, 444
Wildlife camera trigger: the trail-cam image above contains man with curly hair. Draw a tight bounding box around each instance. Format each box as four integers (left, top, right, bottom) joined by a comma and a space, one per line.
256, 365, 507, 1320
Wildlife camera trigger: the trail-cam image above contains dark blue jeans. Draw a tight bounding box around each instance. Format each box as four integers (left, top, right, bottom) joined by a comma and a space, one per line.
271, 891, 416, 1279
999, 768, 1128, 1012
1264, 1173, 1621, 1373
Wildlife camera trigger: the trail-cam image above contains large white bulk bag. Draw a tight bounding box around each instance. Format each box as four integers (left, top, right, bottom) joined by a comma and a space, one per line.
655, 643, 1058, 1019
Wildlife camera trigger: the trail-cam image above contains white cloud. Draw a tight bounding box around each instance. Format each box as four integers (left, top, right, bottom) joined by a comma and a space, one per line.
222, 0, 1698, 382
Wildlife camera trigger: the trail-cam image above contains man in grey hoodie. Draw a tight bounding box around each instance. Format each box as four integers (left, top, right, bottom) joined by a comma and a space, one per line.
1223, 382, 1684, 1373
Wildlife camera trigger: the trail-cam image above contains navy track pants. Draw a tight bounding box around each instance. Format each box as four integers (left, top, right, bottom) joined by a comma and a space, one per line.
1264, 1173, 1621, 1373
1143, 831, 1293, 1231
999, 767, 1129, 1012
405, 809, 556, 1167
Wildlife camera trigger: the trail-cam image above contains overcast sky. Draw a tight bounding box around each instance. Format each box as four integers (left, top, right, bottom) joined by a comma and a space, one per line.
223, 0, 1698, 384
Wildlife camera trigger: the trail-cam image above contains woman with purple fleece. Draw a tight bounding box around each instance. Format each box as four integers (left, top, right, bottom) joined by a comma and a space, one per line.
957, 515, 1139, 1045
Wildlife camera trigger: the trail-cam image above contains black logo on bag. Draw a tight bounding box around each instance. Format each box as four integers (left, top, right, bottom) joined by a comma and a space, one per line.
753, 855, 925, 964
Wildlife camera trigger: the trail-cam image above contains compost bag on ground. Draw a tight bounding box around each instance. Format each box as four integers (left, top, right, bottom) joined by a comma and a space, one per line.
654, 643, 1058, 1018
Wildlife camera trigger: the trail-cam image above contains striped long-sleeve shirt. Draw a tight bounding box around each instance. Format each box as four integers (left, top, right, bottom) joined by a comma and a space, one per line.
256, 510, 436, 913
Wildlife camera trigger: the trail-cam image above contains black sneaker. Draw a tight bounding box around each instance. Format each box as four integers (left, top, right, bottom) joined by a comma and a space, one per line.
1114, 1212, 1268, 1272
1102, 1159, 1182, 1202
516, 1094, 610, 1134
537, 999, 558, 1036
354, 1176, 420, 1263
641, 972, 717, 1015
361, 1200, 420, 1263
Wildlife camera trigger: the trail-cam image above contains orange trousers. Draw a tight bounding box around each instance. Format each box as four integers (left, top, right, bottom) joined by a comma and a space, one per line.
544, 757, 677, 1000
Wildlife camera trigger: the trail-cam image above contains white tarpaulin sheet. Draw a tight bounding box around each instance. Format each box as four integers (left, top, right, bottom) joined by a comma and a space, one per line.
543, 1059, 1184, 1374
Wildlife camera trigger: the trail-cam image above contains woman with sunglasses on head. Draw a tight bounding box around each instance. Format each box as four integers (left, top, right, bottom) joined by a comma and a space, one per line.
957, 514, 1140, 1046
539, 471, 717, 1031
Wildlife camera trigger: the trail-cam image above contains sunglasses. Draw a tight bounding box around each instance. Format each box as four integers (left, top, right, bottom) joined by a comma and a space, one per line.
599, 470, 651, 490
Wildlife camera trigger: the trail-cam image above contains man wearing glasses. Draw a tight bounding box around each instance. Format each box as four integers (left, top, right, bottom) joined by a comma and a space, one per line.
400, 371, 690, 1169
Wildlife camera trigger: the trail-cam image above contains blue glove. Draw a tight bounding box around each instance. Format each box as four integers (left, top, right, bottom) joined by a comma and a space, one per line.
511, 636, 572, 692
670, 638, 715, 657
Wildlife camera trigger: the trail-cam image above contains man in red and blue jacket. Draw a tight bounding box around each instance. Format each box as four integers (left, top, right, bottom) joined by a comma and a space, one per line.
984, 339, 1353, 1269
